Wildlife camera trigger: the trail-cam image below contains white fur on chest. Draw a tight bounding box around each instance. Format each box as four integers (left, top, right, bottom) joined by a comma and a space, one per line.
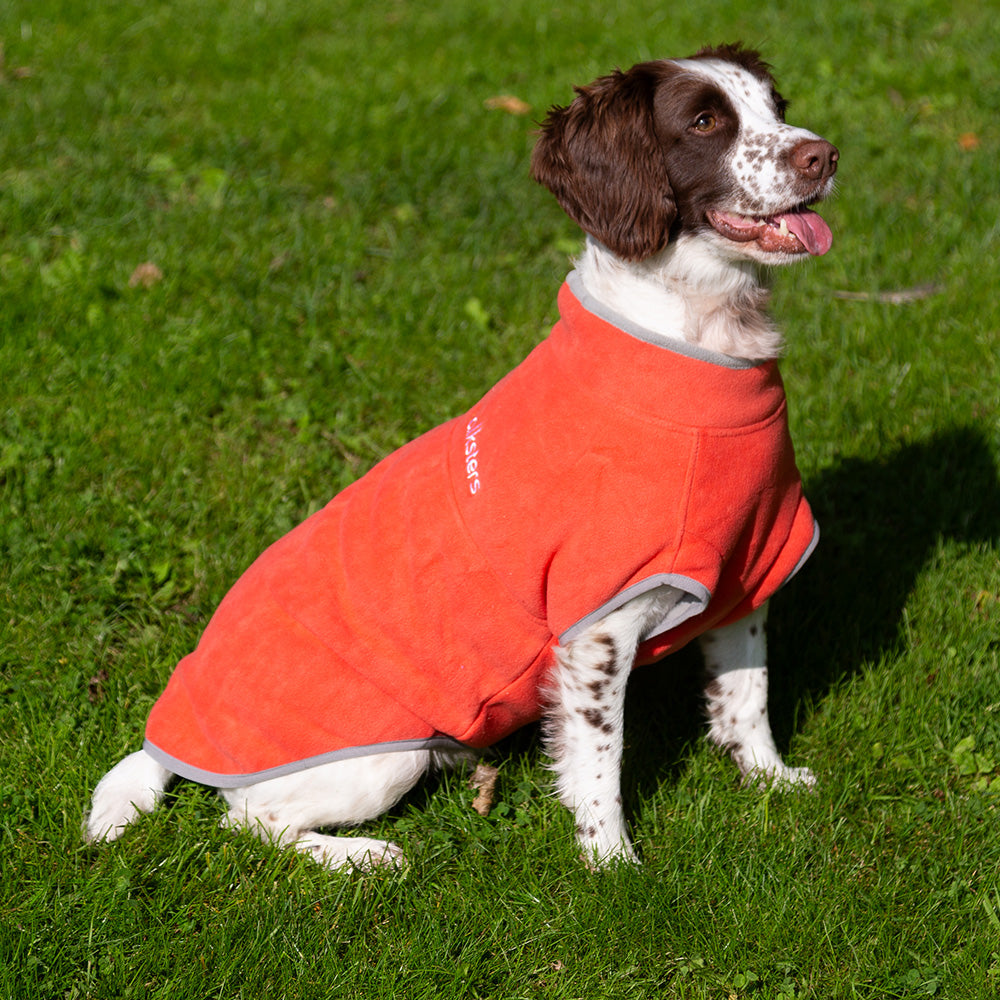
575, 237, 781, 361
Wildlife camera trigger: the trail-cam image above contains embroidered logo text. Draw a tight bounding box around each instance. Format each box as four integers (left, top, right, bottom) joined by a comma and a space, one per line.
464, 417, 483, 494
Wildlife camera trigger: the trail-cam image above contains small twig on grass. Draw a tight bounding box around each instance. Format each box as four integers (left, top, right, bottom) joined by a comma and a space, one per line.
833, 283, 942, 304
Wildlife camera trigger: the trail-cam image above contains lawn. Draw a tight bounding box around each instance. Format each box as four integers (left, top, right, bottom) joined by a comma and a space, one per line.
2, 0, 1000, 997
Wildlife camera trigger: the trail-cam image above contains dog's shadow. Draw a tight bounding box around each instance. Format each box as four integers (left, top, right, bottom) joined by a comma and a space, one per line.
617, 423, 1000, 801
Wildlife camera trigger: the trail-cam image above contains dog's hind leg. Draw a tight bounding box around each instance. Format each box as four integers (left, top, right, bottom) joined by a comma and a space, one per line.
85, 749, 175, 842
700, 604, 816, 788
220, 748, 444, 871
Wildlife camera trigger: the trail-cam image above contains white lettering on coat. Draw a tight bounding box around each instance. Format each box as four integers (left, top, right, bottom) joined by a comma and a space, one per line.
464, 417, 483, 494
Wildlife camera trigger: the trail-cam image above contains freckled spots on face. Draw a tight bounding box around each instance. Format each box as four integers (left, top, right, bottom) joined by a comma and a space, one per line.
679, 58, 823, 217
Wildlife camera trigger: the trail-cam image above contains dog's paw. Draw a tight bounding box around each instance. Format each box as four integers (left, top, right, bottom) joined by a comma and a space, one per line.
782, 766, 817, 789
296, 833, 408, 872
84, 751, 172, 843
363, 840, 408, 870
744, 764, 817, 791
578, 834, 640, 870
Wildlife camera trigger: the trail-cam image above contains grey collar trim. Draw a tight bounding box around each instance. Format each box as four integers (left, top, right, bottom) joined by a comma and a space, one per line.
566, 270, 762, 371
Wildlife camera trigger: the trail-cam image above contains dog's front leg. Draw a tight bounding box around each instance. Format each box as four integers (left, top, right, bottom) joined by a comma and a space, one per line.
700, 604, 815, 788
544, 587, 683, 866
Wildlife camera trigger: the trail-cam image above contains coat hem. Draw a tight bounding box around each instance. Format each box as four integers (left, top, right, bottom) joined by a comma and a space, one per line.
558, 572, 711, 644
142, 734, 467, 788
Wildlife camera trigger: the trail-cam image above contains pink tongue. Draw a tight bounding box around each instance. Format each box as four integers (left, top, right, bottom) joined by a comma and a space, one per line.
780, 209, 833, 256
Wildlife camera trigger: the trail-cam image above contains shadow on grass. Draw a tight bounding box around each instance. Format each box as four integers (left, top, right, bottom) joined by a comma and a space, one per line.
620, 423, 1000, 802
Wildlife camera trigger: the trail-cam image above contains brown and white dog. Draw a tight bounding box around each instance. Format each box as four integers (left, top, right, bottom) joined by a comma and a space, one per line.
87, 44, 837, 870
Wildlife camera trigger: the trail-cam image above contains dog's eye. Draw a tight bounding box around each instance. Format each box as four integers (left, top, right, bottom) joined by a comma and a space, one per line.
692, 113, 717, 133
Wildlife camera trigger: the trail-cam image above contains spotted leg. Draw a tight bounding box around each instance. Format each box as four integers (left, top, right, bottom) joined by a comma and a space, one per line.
699, 603, 815, 788
544, 586, 684, 866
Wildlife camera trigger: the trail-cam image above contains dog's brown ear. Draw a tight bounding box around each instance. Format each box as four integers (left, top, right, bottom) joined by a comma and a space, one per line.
531, 63, 677, 262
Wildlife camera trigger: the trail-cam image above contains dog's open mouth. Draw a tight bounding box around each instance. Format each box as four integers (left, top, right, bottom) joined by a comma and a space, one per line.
707, 207, 833, 256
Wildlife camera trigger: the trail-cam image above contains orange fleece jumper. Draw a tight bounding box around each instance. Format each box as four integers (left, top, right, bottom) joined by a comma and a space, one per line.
144, 273, 817, 786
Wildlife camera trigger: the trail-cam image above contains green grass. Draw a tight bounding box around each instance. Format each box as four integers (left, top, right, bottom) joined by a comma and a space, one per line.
2, 0, 1000, 996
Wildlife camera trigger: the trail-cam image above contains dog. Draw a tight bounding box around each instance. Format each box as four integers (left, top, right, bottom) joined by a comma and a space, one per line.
86, 43, 837, 870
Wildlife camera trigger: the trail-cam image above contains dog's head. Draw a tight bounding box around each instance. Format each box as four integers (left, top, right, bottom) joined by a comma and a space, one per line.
531, 44, 838, 263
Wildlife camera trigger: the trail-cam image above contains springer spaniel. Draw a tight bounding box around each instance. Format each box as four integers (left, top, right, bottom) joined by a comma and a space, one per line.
86, 44, 838, 870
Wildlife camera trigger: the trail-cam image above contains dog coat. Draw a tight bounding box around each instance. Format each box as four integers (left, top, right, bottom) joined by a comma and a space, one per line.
144, 272, 818, 786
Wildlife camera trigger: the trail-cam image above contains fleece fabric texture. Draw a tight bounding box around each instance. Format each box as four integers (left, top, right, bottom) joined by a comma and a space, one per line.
144, 273, 818, 786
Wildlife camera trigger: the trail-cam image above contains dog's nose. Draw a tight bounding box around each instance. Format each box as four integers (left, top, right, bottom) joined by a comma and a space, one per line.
789, 139, 839, 181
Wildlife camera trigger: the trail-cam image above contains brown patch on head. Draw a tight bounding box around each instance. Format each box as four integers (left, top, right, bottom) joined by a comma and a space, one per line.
533, 53, 751, 260
691, 43, 773, 83
689, 43, 787, 118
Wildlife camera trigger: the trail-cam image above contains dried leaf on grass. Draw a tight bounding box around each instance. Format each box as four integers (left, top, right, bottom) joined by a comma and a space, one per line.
87, 669, 109, 704
129, 261, 164, 288
469, 763, 499, 816
484, 95, 532, 115
974, 590, 1000, 617
0, 41, 32, 82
